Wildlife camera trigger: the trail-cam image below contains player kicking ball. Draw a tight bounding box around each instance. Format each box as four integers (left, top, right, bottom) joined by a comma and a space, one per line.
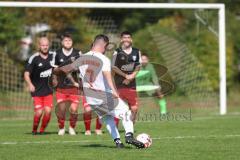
53, 34, 144, 148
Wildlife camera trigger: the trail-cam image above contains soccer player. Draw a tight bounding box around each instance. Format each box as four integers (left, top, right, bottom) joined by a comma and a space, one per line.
53, 32, 81, 135
24, 37, 54, 135
136, 53, 167, 114
54, 34, 144, 148
112, 31, 142, 124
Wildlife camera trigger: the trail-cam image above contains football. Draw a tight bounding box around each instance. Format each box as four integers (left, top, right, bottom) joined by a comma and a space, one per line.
136, 133, 152, 148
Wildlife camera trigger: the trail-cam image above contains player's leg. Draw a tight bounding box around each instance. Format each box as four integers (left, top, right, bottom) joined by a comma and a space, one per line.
32, 97, 44, 134
68, 95, 80, 135
95, 117, 102, 135
90, 104, 124, 148
82, 96, 92, 135
39, 94, 53, 134
119, 88, 138, 124
112, 98, 144, 148
56, 91, 67, 135
158, 98, 167, 114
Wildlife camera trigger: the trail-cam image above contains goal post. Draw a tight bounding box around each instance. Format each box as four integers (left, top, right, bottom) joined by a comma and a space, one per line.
0, 2, 226, 115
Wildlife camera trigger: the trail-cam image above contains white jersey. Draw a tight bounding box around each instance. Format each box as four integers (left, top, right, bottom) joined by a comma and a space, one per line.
78, 51, 112, 105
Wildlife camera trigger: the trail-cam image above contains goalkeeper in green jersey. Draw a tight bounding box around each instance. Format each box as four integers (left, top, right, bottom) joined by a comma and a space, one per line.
136, 53, 167, 114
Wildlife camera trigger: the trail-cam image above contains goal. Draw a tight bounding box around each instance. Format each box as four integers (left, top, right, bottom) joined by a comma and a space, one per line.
0, 2, 226, 120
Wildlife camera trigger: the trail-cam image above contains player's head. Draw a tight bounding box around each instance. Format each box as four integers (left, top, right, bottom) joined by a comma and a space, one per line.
38, 37, 49, 55
92, 34, 109, 53
61, 32, 73, 50
120, 31, 132, 49
141, 53, 149, 67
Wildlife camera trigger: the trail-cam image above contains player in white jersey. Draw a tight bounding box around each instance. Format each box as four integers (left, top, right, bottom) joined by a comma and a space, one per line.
53, 34, 144, 148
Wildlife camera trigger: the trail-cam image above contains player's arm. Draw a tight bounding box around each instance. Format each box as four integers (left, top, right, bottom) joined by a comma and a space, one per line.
149, 64, 164, 98
24, 58, 35, 92
103, 58, 119, 98
66, 73, 79, 88
103, 71, 119, 98
24, 71, 35, 92
111, 51, 127, 78
53, 57, 80, 75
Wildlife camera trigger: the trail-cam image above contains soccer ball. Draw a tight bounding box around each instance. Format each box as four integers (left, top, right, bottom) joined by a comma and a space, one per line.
136, 133, 152, 148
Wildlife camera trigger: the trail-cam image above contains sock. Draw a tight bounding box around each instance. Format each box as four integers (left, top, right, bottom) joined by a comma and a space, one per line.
103, 115, 120, 140
40, 113, 51, 133
114, 117, 119, 127
58, 119, 65, 129
159, 98, 167, 114
96, 117, 102, 130
69, 113, 78, 128
32, 114, 41, 132
83, 111, 91, 131
121, 110, 134, 134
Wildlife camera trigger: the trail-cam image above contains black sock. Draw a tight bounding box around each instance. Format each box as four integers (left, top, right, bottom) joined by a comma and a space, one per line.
125, 132, 133, 137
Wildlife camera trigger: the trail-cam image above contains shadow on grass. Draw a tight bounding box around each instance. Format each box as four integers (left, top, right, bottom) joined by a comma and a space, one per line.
80, 143, 132, 149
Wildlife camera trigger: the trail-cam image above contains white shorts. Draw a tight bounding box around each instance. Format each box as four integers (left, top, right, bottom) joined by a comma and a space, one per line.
89, 98, 130, 120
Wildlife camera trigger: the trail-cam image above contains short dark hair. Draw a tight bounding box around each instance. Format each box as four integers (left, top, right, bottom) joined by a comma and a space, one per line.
61, 32, 72, 41
121, 31, 132, 37
93, 34, 109, 44
141, 53, 149, 57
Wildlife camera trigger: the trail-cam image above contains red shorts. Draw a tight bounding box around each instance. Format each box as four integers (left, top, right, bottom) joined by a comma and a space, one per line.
118, 88, 138, 107
56, 88, 80, 104
33, 94, 53, 111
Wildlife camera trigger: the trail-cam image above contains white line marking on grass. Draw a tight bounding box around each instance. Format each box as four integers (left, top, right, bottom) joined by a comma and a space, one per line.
1, 134, 240, 145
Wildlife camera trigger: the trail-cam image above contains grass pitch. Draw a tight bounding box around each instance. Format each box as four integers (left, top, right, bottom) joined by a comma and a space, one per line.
0, 111, 240, 160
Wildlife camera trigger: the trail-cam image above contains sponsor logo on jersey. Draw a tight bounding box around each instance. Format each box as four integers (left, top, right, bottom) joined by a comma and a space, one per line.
121, 63, 135, 71
40, 68, 52, 78
132, 55, 137, 61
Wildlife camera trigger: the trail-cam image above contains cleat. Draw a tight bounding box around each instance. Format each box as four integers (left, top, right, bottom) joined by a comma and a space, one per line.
114, 138, 124, 148
84, 130, 91, 136
69, 127, 76, 135
58, 128, 65, 136
95, 129, 103, 135
125, 133, 145, 149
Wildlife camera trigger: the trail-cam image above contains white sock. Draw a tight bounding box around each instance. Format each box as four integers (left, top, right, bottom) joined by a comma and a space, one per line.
103, 115, 120, 140
121, 110, 134, 134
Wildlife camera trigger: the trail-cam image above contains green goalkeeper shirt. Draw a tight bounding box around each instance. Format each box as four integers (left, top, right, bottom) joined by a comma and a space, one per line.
136, 63, 160, 95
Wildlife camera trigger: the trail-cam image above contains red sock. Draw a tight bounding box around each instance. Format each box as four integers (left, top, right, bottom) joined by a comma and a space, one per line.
69, 113, 78, 128
96, 117, 102, 130
40, 113, 51, 133
83, 112, 91, 131
58, 119, 65, 129
32, 114, 41, 132
114, 117, 119, 127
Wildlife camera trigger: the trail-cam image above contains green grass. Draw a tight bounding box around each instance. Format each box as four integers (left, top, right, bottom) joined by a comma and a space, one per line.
0, 113, 240, 160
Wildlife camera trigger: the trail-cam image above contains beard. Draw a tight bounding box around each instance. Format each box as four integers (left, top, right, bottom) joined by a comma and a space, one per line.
121, 41, 132, 49
40, 49, 48, 55
63, 46, 72, 51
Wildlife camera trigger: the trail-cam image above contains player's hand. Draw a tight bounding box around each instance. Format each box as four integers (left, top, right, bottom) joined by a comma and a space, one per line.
125, 74, 135, 80
52, 74, 58, 87
28, 83, 35, 92
73, 82, 79, 88
112, 90, 119, 99
122, 79, 131, 85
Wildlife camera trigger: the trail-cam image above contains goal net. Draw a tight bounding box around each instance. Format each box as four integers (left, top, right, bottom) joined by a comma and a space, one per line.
0, 2, 226, 120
